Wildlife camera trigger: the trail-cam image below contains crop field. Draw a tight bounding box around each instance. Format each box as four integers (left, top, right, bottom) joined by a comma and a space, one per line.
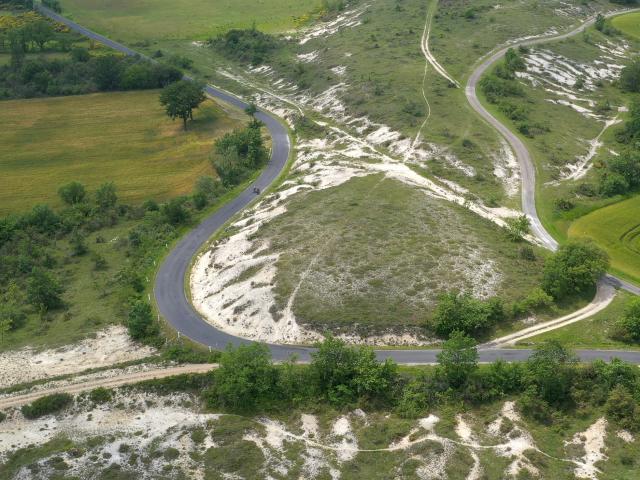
0, 90, 244, 214
569, 195, 640, 285
60, 0, 319, 41
612, 11, 640, 40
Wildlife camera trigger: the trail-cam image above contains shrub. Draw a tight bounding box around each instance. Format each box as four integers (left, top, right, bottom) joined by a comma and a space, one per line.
620, 59, 640, 93
207, 343, 278, 411
212, 28, 280, 64
21, 393, 73, 419
436, 331, 478, 387
432, 292, 503, 337
26, 267, 64, 312
505, 215, 530, 241
605, 385, 640, 431
213, 124, 268, 187
89, 387, 113, 404
600, 171, 630, 196
310, 336, 398, 405
58, 181, 86, 205
127, 300, 159, 342
612, 298, 640, 343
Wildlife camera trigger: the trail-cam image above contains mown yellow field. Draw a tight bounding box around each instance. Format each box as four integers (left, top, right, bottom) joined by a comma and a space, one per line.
0, 90, 244, 214
568, 195, 640, 286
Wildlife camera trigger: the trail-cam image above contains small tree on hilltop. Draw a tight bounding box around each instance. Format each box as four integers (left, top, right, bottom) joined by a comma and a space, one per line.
160, 80, 205, 130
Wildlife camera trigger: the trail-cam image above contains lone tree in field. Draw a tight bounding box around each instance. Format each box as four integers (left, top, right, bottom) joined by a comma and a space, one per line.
160, 80, 205, 130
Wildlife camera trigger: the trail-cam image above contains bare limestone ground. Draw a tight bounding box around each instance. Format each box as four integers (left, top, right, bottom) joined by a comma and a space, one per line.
1, 390, 637, 479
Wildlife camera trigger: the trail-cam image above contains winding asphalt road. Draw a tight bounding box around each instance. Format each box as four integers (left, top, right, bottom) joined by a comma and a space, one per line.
466, 8, 640, 296
37, 5, 640, 363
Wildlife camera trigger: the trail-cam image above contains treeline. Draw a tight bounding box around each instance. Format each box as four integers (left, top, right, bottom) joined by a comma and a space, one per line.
131, 336, 640, 435
0, 12, 183, 99
212, 119, 269, 186
210, 27, 281, 65
1, 50, 182, 99
428, 241, 609, 339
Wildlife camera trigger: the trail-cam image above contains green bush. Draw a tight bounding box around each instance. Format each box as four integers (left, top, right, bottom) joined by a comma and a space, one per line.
432, 292, 504, 337
21, 393, 73, 419
612, 298, 640, 343
542, 241, 609, 300
89, 387, 113, 404
212, 28, 281, 65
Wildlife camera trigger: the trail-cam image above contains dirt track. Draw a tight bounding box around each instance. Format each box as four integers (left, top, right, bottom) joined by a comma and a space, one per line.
0, 364, 215, 409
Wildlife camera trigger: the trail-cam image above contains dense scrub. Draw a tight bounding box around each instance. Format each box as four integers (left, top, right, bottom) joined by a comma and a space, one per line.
0, 121, 266, 348
430, 241, 609, 339
132, 336, 640, 435
0, 12, 182, 99
210, 27, 281, 65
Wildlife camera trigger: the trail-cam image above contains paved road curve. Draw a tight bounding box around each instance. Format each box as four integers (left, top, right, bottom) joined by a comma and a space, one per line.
466, 8, 640, 296
37, 5, 640, 364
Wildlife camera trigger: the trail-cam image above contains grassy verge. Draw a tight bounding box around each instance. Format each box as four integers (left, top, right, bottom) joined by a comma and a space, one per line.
516, 290, 638, 350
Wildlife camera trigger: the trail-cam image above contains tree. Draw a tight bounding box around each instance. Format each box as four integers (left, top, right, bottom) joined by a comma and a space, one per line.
127, 300, 158, 341
245, 102, 258, 117
29, 20, 54, 51
26, 267, 64, 312
595, 13, 606, 32
94, 55, 123, 91
541, 241, 609, 300
95, 182, 117, 210
524, 340, 576, 405
159, 80, 205, 130
210, 343, 278, 411
58, 181, 86, 205
310, 335, 398, 405
437, 331, 478, 387
161, 198, 190, 225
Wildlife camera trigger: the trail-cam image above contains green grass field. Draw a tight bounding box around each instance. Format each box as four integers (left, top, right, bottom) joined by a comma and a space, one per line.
0, 90, 245, 214
61, 0, 320, 41
612, 11, 640, 40
568, 195, 640, 286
